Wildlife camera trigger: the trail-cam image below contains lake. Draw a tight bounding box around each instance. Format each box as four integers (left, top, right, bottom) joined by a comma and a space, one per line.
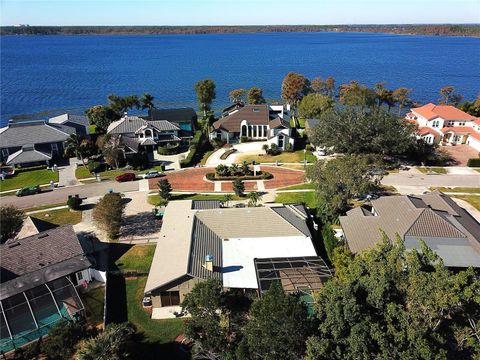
1, 32, 479, 125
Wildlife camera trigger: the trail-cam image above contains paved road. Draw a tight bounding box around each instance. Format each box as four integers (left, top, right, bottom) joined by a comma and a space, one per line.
382, 171, 480, 194
0, 180, 140, 209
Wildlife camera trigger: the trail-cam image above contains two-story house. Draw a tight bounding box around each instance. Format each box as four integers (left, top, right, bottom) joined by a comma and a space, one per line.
405, 103, 480, 151
210, 104, 294, 150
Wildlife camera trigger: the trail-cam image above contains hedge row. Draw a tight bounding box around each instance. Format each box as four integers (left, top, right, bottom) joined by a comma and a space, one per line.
180, 131, 209, 168
467, 158, 480, 167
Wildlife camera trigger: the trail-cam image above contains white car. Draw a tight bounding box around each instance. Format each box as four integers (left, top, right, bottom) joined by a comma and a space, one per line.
142, 171, 164, 179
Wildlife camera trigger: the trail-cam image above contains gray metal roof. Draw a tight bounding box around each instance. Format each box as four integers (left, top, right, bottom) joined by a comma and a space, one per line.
107, 116, 179, 134
271, 205, 312, 237
6, 147, 51, 165
0, 121, 74, 148
148, 108, 197, 123
188, 217, 222, 280
191, 200, 222, 210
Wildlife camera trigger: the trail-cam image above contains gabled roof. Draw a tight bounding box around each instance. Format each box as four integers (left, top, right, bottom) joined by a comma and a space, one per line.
6, 146, 52, 165
405, 209, 466, 238
212, 105, 271, 131
269, 117, 291, 129
15, 216, 57, 240
441, 127, 473, 134
0, 120, 74, 148
411, 103, 475, 121
418, 126, 440, 136
148, 108, 197, 123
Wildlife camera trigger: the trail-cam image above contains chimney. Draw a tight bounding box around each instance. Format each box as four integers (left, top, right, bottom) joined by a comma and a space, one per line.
204, 254, 214, 272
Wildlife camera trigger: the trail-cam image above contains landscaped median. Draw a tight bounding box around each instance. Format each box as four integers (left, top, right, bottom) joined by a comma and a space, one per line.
235, 149, 316, 164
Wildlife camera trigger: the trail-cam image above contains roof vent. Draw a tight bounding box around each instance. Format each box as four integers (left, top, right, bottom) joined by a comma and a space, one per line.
7, 242, 20, 248
38, 234, 49, 239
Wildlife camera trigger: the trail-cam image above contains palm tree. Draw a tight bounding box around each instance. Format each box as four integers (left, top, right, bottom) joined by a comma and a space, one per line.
102, 134, 123, 169
141, 93, 155, 111
222, 194, 233, 207
247, 191, 262, 207
64, 134, 88, 168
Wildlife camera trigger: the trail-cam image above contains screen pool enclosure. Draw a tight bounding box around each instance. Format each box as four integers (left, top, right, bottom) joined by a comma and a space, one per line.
0, 276, 85, 353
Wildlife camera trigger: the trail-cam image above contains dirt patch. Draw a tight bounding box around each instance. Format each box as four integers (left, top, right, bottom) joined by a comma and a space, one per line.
441, 145, 478, 166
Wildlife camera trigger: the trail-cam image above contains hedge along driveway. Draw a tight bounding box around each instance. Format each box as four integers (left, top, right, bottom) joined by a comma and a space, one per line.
0, 167, 58, 192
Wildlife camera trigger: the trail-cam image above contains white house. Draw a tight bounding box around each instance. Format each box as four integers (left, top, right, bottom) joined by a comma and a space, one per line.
210, 104, 294, 150
405, 103, 480, 151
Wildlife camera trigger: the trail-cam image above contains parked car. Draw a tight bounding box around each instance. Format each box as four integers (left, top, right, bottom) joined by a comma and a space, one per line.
142, 171, 164, 179
115, 173, 136, 182
16, 185, 41, 197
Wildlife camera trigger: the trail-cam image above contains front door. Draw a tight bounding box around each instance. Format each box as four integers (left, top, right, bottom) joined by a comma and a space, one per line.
278, 135, 284, 149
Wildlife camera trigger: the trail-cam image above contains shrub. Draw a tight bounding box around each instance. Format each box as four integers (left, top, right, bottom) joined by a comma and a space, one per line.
42, 320, 90, 360
157, 179, 172, 201
240, 136, 248, 143
157, 144, 181, 155
215, 164, 230, 177
266, 143, 282, 156
467, 158, 480, 167
233, 178, 245, 196
285, 143, 293, 152
127, 151, 149, 169
92, 192, 125, 240
306, 144, 313, 152
67, 196, 83, 210
87, 160, 103, 173
322, 224, 338, 263
0, 205, 25, 243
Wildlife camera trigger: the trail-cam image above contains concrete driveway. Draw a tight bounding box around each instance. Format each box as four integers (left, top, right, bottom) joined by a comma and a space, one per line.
206, 141, 268, 166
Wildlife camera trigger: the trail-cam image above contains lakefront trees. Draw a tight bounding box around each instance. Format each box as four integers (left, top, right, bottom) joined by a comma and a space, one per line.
229, 88, 246, 104
306, 238, 480, 360
298, 93, 334, 119
281, 72, 310, 111
195, 79, 216, 117
310, 107, 417, 156
247, 86, 266, 104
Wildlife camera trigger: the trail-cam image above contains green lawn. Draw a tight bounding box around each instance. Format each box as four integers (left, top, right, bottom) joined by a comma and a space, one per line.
416, 167, 447, 174
453, 195, 480, 211
82, 286, 105, 326
148, 193, 241, 206
76, 165, 164, 180
0, 167, 58, 192
236, 149, 316, 164
430, 187, 480, 194
115, 245, 156, 274
126, 277, 185, 344
30, 208, 82, 225
277, 183, 315, 191
274, 191, 316, 209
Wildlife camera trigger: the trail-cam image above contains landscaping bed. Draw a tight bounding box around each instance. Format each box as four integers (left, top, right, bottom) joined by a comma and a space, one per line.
236, 149, 316, 164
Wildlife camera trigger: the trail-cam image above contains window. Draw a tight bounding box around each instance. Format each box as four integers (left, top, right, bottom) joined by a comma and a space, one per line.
51, 143, 58, 152
253, 126, 257, 137
447, 121, 454, 126
432, 121, 440, 128
459, 122, 466, 126
160, 291, 180, 306
1, 148, 9, 157
241, 125, 247, 137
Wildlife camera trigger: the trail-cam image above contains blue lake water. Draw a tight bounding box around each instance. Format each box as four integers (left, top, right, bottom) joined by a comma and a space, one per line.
1, 32, 479, 125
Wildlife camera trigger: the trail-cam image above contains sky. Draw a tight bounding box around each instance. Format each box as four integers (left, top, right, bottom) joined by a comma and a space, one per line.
1, 0, 479, 26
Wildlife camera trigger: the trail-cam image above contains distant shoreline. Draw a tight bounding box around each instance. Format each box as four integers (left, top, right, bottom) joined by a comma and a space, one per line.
1, 24, 480, 37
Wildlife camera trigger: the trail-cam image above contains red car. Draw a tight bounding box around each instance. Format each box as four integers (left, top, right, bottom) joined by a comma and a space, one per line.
115, 173, 136, 182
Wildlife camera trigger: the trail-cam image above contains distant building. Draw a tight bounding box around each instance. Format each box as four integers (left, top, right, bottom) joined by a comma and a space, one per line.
147, 107, 197, 135
144, 200, 331, 319
405, 103, 480, 151
48, 113, 89, 136
339, 191, 480, 268
210, 104, 294, 150
0, 225, 92, 352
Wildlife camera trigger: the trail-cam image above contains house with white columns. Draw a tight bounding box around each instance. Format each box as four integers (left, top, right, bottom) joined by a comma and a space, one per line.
210, 104, 294, 150
405, 103, 480, 151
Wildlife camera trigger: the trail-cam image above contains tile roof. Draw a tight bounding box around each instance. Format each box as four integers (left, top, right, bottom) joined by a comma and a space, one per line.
441, 126, 473, 134
412, 103, 476, 121
418, 127, 440, 136
0, 121, 74, 148
340, 192, 480, 267
107, 116, 179, 134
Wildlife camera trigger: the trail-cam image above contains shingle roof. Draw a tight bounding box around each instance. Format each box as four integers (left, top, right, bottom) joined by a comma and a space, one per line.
0, 225, 91, 300
6, 146, 52, 165
212, 105, 271, 131
405, 209, 466, 238
0, 121, 74, 148
148, 108, 197, 123
49, 113, 89, 127
269, 117, 291, 129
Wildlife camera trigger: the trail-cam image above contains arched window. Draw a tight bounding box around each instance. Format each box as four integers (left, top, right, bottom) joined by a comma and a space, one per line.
144, 129, 153, 138
241, 125, 247, 137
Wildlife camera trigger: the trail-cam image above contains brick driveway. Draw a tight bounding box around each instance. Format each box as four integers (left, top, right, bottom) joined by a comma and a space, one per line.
441, 145, 478, 166
148, 166, 305, 192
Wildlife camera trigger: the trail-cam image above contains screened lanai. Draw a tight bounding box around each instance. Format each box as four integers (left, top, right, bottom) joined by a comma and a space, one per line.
0, 277, 85, 353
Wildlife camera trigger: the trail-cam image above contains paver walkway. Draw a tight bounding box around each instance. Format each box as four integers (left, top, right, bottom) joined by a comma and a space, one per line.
58, 158, 79, 186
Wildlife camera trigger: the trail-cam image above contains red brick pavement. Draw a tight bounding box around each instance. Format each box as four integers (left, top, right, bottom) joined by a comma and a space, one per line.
148, 166, 305, 192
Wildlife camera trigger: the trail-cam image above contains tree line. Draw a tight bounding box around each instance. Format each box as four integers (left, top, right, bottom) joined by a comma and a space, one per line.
2, 24, 480, 37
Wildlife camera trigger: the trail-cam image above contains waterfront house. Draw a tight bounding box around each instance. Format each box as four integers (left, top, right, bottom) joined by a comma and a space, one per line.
210, 104, 294, 150
147, 107, 197, 136
106, 114, 182, 159
405, 103, 480, 151
339, 191, 480, 268
0, 120, 76, 167
0, 225, 92, 352
144, 200, 331, 319
48, 113, 89, 136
